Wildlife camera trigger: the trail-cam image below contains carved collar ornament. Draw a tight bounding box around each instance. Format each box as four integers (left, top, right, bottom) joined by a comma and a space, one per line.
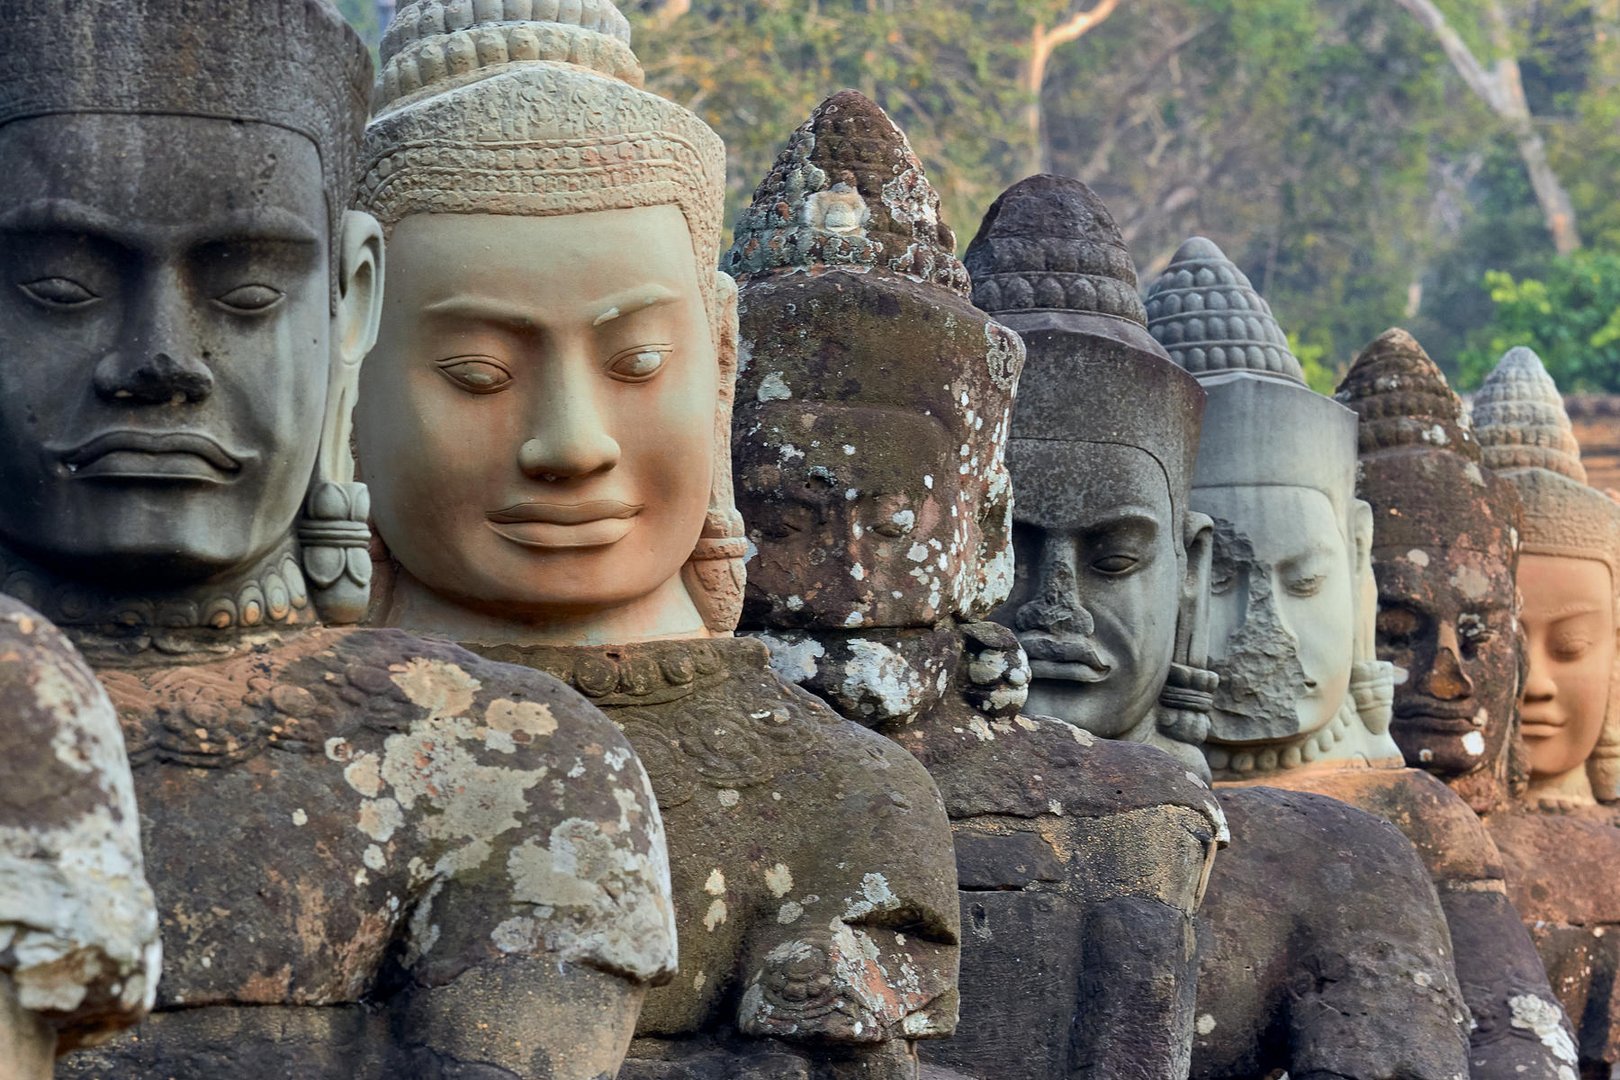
1474, 347, 1620, 802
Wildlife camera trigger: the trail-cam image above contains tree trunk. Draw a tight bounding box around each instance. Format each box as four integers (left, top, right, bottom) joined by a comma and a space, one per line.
1389, 0, 1581, 254
1023, 0, 1122, 177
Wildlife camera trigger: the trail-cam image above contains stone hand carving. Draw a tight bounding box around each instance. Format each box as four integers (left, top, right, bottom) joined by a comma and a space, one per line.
0, 3, 677, 1076
355, 24, 960, 1076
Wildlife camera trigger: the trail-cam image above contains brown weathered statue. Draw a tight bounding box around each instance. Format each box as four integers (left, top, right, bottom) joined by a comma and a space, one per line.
355, 19, 961, 1080
0, 3, 678, 1076
1146, 240, 1574, 1080
1473, 347, 1620, 1079
1335, 330, 1581, 1080
982, 199, 1470, 1080
0, 597, 159, 1079
733, 140, 1226, 1080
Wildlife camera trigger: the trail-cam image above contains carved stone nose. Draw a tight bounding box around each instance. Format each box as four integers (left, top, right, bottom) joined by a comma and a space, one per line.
94, 350, 215, 405
1423, 646, 1473, 701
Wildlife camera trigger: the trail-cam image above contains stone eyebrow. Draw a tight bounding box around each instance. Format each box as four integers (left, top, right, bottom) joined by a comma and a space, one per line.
0, 199, 320, 248
0, 197, 131, 240
590, 284, 680, 326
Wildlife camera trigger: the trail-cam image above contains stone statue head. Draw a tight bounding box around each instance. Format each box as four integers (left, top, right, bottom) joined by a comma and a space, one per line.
967, 176, 1216, 775
1146, 237, 1398, 779
1473, 347, 1620, 806
1337, 329, 1525, 809
726, 91, 1023, 728
0, 0, 383, 628
729, 91, 1022, 634
355, 0, 742, 646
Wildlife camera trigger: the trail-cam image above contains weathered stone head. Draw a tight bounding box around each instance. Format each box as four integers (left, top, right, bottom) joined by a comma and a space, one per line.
967, 175, 1216, 775
728, 91, 1024, 724
0, 598, 158, 1066
356, 0, 743, 646
1473, 347, 1620, 807
1337, 329, 1525, 808
1146, 238, 1398, 778
0, 0, 381, 629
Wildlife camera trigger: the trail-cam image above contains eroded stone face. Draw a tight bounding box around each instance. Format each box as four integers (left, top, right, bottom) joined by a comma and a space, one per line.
1376, 542, 1518, 777
1519, 554, 1617, 783
0, 116, 330, 585
363, 207, 719, 644
735, 274, 1017, 632
996, 441, 1180, 738
1198, 485, 1355, 747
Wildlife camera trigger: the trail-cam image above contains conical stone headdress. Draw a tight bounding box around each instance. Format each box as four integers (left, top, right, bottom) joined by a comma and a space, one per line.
357, 0, 745, 633
1146, 237, 1356, 512
1474, 347, 1620, 800
1338, 329, 1520, 556
967, 175, 1203, 529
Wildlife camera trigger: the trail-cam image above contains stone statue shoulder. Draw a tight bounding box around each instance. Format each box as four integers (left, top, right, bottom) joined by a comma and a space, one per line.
97, 625, 677, 996
1265, 765, 1504, 885
0, 594, 158, 1051
1488, 804, 1620, 925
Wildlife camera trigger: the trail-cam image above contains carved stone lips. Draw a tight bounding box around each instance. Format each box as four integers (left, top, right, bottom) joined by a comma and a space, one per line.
1394, 699, 1480, 731
58, 430, 243, 480
486, 500, 644, 526
1021, 634, 1111, 683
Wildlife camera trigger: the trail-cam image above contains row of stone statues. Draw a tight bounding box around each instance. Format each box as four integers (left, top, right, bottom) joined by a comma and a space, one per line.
1, 1, 1615, 1078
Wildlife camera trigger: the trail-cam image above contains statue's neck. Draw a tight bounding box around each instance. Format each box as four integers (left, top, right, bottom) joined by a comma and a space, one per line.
383, 566, 718, 647
1525, 764, 1598, 810
0, 535, 314, 635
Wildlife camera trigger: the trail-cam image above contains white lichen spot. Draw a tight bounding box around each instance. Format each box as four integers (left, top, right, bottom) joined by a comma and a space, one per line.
968, 716, 995, 742
485, 698, 558, 743
1508, 994, 1579, 1067
1408, 548, 1431, 568
843, 611, 865, 628
924, 475, 934, 490
907, 542, 930, 563
718, 788, 741, 808
850, 563, 866, 582
759, 633, 825, 684
358, 797, 404, 843
765, 863, 794, 898
291, 809, 308, 827
843, 639, 928, 722
843, 444, 856, 456
705, 868, 727, 896
344, 752, 384, 799
390, 658, 481, 720
786, 595, 805, 612
1419, 748, 1435, 763
1461, 731, 1486, 756
757, 372, 792, 402
843, 872, 901, 920
364, 845, 387, 871
1413, 970, 1433, 988
704, 897, 729, 932
1451, 564, 1492, 601
1047, 799, 1064, 816
1195, 1013, 1217, 1036
777, 900, 805, 924
693, 970, 708, 991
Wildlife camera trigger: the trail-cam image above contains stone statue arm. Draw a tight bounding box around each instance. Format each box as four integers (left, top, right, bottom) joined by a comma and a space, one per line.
379, 658, 677, 1079
0, 599, 159, 1071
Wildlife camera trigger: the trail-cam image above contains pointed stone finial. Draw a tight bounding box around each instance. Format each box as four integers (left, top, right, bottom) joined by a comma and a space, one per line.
1336, 328, 1476, 460
964, 173, 1147, 325
1473, 346, 1586, 483
1144, 237, 1303, 381
724, 90, 969, 294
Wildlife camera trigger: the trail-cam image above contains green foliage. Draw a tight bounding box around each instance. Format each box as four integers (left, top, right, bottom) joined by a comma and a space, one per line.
1289, 333, 1342, 396
1457, 249, 1620, 391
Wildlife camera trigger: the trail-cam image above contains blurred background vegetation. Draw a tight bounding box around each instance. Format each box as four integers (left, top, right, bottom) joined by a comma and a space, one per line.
338, 0, 1620, 394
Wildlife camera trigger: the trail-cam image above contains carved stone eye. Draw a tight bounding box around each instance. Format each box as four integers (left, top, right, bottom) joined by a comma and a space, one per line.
214, 284, 285, 313
1092, 554, 1139, 575
19, 276, 98, 308
609, 347, 670, 382
436, 356, 513, 394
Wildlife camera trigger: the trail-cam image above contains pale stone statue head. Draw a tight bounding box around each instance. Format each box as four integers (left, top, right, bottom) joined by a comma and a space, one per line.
0, 0, 383, 628
1473, 347, 1620, 807
967, 176, 1216, 776
726, 91, 1023, 727
1147, 237, 1398, 779
1338, 329, 1525, 810
355, 0, 742, 648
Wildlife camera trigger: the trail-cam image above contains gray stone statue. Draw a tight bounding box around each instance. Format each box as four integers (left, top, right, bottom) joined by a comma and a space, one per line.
0, 597, 159, 1079
0, 2, 676, 1076
732, 118, 1228, 1080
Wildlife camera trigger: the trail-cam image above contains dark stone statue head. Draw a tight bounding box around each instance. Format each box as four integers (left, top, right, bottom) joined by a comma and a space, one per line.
0, 0, 382, 626
1337, 329, 1524, 809
967, 175, 1216, 775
